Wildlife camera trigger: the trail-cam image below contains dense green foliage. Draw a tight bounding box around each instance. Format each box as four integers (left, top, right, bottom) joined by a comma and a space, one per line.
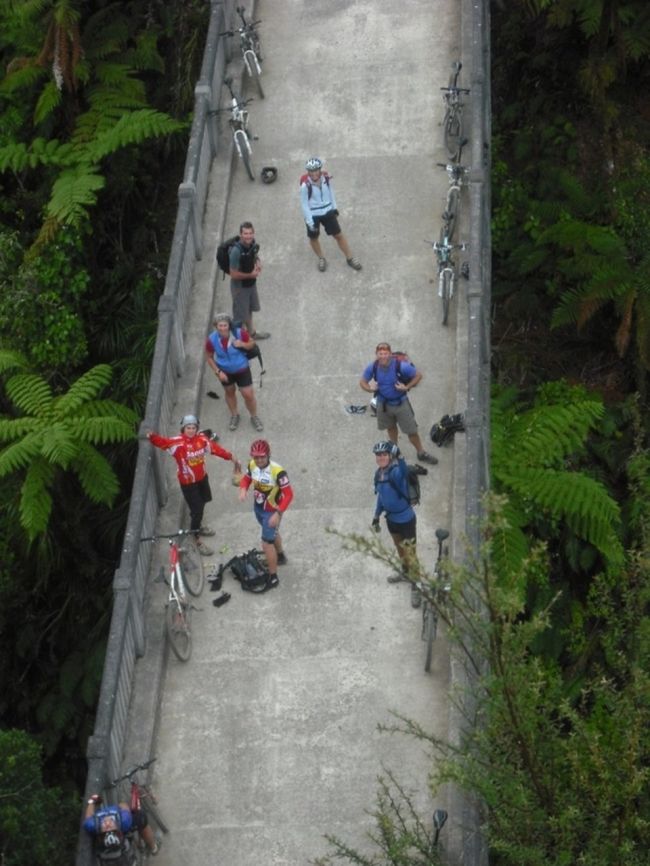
0, 2, 207, 862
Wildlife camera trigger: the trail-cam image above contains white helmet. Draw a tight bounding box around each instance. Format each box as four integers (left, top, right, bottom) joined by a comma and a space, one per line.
180, 414, 199, 430
305, 157, 323, 171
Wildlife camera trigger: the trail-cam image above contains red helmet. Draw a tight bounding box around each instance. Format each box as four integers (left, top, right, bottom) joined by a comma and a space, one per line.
250, 439, 270, 457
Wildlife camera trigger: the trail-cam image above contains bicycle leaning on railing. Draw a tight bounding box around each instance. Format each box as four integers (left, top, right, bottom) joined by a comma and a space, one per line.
441, 61, 470, 161
108, 758, 168, 863
140, 529, 204, 662
419, 528, 450, 673
209, 76, 256, 181
426, 230, 468, 327
220, 5, 265, 98
437, 137, 469, 242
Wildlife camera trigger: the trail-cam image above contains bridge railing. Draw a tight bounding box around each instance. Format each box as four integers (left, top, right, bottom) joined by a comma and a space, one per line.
75, 2, 237, 862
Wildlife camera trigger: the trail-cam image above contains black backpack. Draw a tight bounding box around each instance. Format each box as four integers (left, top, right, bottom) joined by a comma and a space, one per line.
430, 413, 465, 446
215, 236, 259, 281
221, 549, 278, 593
231, 321, 266, 387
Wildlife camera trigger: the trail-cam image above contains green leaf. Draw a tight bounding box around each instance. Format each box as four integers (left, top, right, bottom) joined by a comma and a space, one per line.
46, 166, 106, 225
20, 460, 55, 539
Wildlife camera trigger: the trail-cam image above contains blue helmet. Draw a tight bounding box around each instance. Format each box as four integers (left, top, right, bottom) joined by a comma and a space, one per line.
305, 157, 323, 171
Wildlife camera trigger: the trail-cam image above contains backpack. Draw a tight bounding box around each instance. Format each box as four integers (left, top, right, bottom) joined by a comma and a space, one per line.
375, 463, 422, 507
222, 549, 278, 593
371, 351, 415, 387
231, 322, 266, 387
93, 808, 126, 862
299, 171, 331, 200
215, 236, 259, 279
430, 413, 465, 446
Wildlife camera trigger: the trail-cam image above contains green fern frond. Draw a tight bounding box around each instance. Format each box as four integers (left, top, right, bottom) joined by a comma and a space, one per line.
502, 468, 623, 566
551, 287, 585, 327
74, 416, 135, 445
20, 459, 55, 540
53, 364, 113, 415
74, 443, 119, 504
0, 61, 47, 95
488, 500, 530, 579
92, 61, 143, 88
0, 436, 43, 476
46, 166, 105, 224
510, 402, 604, 466
127, 32, 165, 74
88, 109, 184, 162
82, 12, 130, 59
34, 80, 62, 125
0, 142, 31, 173
0, 417, 38, 444
0, 349, 29, 376
75, 400, 138, 425
5, 373, 53, 416
540, 219, 626, 259
39, 423, 79, 468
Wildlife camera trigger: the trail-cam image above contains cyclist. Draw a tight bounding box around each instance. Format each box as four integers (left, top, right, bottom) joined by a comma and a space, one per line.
83, 793, 159, 858
206, 313, 263, 432
371, 441, 420, 602
239, 439, 293, 584
360, 343, 438, 465
229, 221, 270, 340
300, 157, 362, 273
147, 415, 241, 556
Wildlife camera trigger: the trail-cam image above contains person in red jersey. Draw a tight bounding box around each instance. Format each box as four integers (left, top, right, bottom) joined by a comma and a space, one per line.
148, 414, 241, 556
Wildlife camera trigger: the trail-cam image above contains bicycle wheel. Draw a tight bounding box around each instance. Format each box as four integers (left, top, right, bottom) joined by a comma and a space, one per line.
141, 788, 169, 834
249, 61, 265, 99
180, 543, 203, 597
440, 269, 452, 326
423, 605, 437, 673
165, 600, 192, 662
445, 186, 460, 241
444, 107, 462, 160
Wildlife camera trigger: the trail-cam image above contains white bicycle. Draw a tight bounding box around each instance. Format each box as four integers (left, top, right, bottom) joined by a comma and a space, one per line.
437, 137, 469, 242
212, 76, 255, 180
426, 234, 468, 326
220, 6, 265, 99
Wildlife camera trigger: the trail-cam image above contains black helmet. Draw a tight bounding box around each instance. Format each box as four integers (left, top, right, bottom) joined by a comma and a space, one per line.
260, 166, 278, 184
373, 441, 398, 457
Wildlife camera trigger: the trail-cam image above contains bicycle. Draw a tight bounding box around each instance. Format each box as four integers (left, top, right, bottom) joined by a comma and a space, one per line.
220, 6, 264, 99
213, 75, 255, 181
140, 529, 204, 662
441, 61, 470, 161
426, 233, 468, 326
420, 528, 450, 673
108, 758, 168, 860
437, 137, 469, 242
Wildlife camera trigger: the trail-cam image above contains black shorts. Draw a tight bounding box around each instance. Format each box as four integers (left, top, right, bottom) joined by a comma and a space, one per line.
221, 367, 253, 388
386, 516, 417, 542
131, 809, 148, 831
306, 210, 341, 239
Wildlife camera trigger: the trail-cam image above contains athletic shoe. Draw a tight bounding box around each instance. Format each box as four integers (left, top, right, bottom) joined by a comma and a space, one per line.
251, 331, 271, 340
199, 525, 216, 536
411, 584, 422, 609
417, 451, 439, 465
251, 415, 264, 432
277, 552, 288, 566
346, 257, 362, 271
387, 573, 405, 584
229, 414, 240, 431
196, 541, 214, 556
318, 257, 327, 272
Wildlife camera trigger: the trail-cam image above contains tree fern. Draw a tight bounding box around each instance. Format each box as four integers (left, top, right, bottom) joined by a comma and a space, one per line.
33, 78, 61, 124
5, 373, 53, 416
89, 109, 184, 162
74, 443, 119, 503
46, 165, 105, 224
20, 460, 55, 539
53, 363, 112, 414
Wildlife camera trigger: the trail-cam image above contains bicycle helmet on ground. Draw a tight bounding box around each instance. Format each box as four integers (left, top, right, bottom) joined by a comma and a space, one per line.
305, 157, 323, 171
373, 441, 398, 457
250, 439, 270, 457
260, 166, 278, 184
180, 414, 199, 430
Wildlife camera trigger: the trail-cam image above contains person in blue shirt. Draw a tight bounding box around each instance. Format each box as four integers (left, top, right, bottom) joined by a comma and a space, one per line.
83, 793, 159, 858
371, 441, 420, 603
360, 342, 438, 465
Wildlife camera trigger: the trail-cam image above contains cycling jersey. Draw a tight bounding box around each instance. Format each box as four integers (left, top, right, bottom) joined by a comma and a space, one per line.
206, 326, 251, 374
374, 458, 414, 523
241, 459, 294, 512
149, 432, 234, 486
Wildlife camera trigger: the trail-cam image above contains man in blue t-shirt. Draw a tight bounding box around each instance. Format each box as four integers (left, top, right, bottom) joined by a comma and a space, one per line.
360, 342, 438, 465
83, 793, 159, 858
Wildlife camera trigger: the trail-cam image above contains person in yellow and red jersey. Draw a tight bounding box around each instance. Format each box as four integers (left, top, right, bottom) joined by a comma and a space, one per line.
239, 439, 293, 585
147, 414, 241, 556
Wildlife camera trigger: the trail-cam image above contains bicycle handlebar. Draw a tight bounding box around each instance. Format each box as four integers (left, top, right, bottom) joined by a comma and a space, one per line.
140, 530, 198, 542
221, 19, 261, 37
436, 162, 469, 171
440, 86, 470, 94
109, 758, 156, 787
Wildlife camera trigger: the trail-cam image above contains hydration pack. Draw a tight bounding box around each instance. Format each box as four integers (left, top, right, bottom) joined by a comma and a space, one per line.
221, 549, 278, 593
430, 413, 465, 446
